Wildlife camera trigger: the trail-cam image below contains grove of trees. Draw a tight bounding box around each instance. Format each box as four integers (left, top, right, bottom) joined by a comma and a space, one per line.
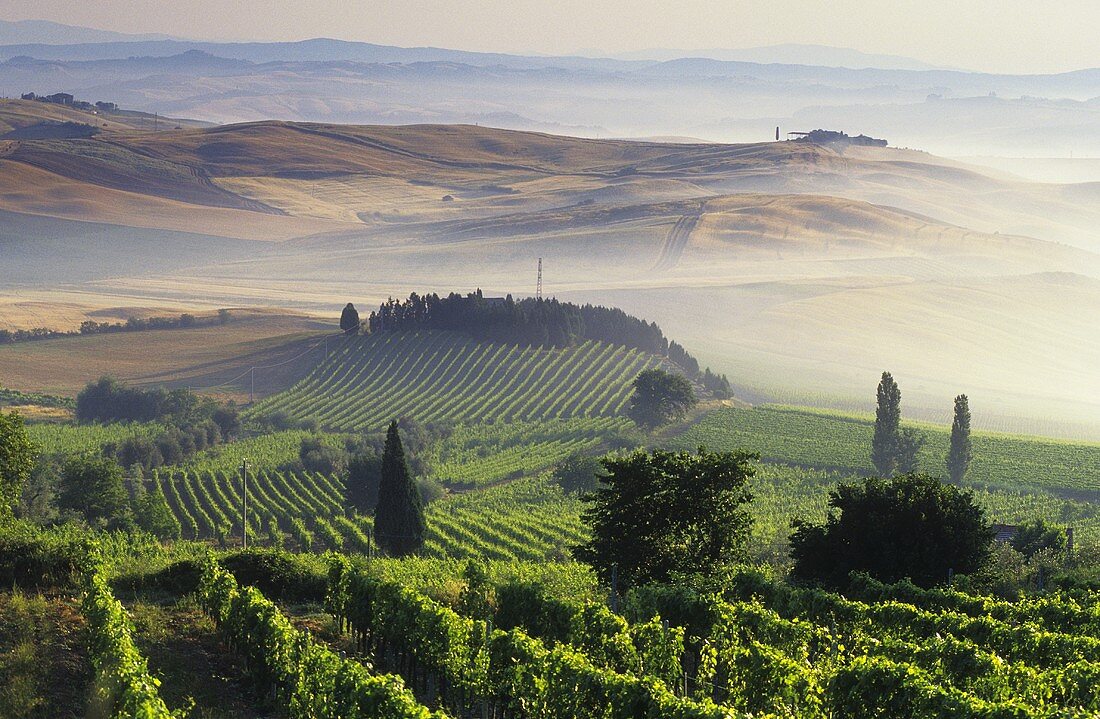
363, 291, 731, 394
789, 473, 995, 588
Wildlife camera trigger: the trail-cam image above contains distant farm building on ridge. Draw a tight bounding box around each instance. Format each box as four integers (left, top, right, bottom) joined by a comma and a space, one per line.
787, 129, 888, 147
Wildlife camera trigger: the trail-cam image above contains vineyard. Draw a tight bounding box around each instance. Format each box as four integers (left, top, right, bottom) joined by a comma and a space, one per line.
672, 405, 1100, 493
8, 523, 1100, 718
246, 331, 660, 431
153, 468, 585, 561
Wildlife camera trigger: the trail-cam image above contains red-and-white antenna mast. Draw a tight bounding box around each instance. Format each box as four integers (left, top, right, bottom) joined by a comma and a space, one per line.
536, 257, 543, 300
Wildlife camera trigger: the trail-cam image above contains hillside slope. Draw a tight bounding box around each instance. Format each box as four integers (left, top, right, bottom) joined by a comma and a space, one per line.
247, 330, 661, 432
5, 115, 1099, 436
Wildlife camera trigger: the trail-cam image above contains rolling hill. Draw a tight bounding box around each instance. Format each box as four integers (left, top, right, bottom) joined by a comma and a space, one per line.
3, 112, 1099, 436
246, 330, 662, 432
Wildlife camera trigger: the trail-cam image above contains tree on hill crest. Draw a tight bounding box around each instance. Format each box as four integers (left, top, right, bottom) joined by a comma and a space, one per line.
340, 302, 360, 335
628, 368, 696, 429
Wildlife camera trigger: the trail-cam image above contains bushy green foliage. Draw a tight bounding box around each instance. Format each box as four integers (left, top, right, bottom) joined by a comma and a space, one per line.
0, 411, 36, 518
345, 451, 382, 512
628, 368, 696, 429
82, 566, 177, 718
1012, 519, 1068, 559
574, 447, 756, 586
134, 483, 181, 540
198, 558, 441, 719
552, 452, 604, 495
790, 473, 995, 588
0, 521, 94, 587
58, 455, 130, 529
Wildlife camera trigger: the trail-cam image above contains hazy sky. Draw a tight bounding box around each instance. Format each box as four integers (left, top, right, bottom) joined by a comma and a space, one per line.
2, 0, 1098, 74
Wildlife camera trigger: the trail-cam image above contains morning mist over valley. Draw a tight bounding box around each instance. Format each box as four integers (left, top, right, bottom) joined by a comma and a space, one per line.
0, 2, 1099, 717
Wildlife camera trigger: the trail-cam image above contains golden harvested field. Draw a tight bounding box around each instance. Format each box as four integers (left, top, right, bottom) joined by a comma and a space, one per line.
0, 309, 330, 397
3, 109, 1099, 436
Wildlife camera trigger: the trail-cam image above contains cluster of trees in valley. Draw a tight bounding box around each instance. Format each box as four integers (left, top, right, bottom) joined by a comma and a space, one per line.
0, 310, 232, 345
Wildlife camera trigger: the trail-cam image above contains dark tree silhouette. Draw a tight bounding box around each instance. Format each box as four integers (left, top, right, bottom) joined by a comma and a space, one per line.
871, 372, 902, 476
373, 421, 426, 556
947, 394, 972, 483
340, 302, 360, 335
552, 453, 603, 495
628, 368, 696, 429
345, 451, 383, 514
573, 447, 756, 587
789, 473, 994, 588
896, 427, 926, 474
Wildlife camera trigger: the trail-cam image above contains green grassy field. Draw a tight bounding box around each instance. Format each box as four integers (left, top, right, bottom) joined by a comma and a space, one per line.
671, 405, 1100, 493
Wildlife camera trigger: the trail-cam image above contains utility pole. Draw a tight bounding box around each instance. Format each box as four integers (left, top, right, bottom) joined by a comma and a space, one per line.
240, 459, 250, 549
536, 257, 543, 300
250, 367, 255, 404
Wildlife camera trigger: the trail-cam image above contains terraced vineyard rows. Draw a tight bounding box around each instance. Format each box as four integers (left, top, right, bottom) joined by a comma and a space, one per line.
246, 331, 659, 432
423, 417, 631, 486
154, 468, 586, 560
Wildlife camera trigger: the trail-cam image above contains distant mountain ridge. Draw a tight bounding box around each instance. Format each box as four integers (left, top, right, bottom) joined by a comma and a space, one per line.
0, 19, 180, 45
610, 43, 950, 71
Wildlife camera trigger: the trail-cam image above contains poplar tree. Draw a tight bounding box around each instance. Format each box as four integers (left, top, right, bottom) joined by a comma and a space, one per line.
871, 372, 901, 476
373, 421, 426, 556
947, 394, 972, 483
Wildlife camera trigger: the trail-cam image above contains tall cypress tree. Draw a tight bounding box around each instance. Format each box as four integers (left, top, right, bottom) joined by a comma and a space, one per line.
947, 394, 972, 483
871, 372, 901, 476
373, 421, 426, 556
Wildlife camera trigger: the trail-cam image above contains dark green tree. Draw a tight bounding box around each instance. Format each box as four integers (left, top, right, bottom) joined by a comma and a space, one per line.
373, 421, 426, 556
628, 368, 696, 429
552, 453, 604, 495
0, 411, 36, 519
1011, 519, 1067, 559
134, 482, 182, 539
339, 302, 360, 335
345, 451, 382, 513
947, 394, 972, 483
789, 473, 994, 588
871, 371, 902, 476
573, 448, 756, 587
896, 426, 926, 474
57, 456, 130, 529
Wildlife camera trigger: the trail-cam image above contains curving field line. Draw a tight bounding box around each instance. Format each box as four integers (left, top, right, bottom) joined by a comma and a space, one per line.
246, 330, 654, 432
652, 209, 701, 271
